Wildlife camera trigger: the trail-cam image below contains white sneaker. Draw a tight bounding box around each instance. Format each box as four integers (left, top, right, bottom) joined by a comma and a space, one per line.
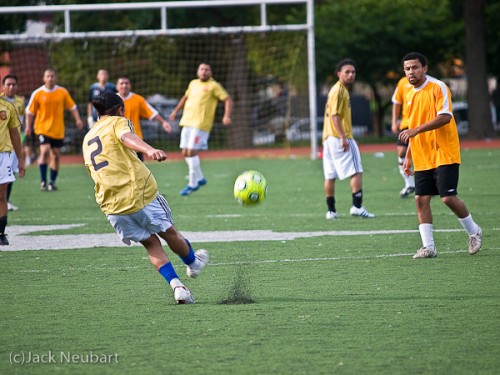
174, 286, 195, 304
349, 206, 375, 218
7, 202, 19, 211
187, 249, 209, 278
413, 246, 437, 259
468, 227, 482, 255
326, 211, 338, 220
399, 186, 415, 198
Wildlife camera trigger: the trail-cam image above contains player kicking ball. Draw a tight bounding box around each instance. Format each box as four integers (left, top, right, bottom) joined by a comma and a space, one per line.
83, 93, 207, 304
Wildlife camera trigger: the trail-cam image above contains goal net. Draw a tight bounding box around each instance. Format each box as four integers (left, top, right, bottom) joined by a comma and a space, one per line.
0, 31, 309, 153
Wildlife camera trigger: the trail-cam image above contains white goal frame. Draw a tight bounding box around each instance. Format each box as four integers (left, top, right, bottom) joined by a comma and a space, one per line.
0, 0, 318, 158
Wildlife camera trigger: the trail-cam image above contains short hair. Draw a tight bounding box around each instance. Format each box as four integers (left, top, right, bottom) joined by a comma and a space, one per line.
402, 52, 427, 67
92, 92, 124, 116
336, 58, 356, 73
2, 74, 18, 84
116, 74, 129, 82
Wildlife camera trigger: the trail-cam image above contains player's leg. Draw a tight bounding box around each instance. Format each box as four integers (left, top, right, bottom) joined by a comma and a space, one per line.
436, 164, 482, 255
397, 138, 415, 198
38, 137, 51, 190
0, 153, 15, 245
322, 137, 338, 219
412, 169, 437, 258
47, 138, 62, 191
179, 127, 208, 195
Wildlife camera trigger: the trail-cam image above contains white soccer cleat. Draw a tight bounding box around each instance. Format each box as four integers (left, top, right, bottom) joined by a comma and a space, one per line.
326, 211, 338, 220
413, 246, 437, 259
174, 286, 195, 304
468, 227, 482, 255
399, 186, 415, 198
187, 249, 209, 278
349, 206, 375, 218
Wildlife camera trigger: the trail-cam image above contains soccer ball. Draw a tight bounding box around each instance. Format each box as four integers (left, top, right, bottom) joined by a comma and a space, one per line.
233, 170, 267, 206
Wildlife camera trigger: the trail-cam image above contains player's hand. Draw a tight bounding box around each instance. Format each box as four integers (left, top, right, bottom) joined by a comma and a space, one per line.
391, 122, 399, 135
76, 119, 84, 130
147, 148, 167, 162
399, 128, 417, 143
162, 121, 172, 133
168, 111, 177, 122
18, 166, 25, 178
24, 126, 31, 137
402, 157, 414, 176
340, 136, 349, 152
222, 115, 231, 126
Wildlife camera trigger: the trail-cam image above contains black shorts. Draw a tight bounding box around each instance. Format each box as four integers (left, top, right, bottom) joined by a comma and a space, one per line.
415, 164, 460, 197
38, 134, 64, 148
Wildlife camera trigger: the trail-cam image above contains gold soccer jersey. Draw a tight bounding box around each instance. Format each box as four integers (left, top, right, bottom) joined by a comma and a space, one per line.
83, 116, 158, 215
121, 93, 158, 139
26, 85, 76, 139
0, 98, 21, 152
392, 77, 413, 130
322, 81, 353, 141
179, 78, 229, 132
405, 76, 461, 171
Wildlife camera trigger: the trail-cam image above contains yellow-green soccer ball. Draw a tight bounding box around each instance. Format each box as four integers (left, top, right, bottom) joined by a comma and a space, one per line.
233, 170, 267, 206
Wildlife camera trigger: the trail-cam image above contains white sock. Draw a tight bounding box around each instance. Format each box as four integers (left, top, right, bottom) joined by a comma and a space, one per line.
169, 278, 183, 290
458, 214, 480, 236
419, 223, 435, 250
191, 155, 204, 182
184, 157, 197, 187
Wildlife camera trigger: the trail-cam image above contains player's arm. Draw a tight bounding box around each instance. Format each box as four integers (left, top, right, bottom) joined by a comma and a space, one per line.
332, 114, 349, 152
169, 95, 187, 121
87, 102, 95, 128
9, 127, 25, 177
402, 143, 413, 176
24, 112, 34, 136
399, 114, 451, 143
70, 107, 83, 130
153, 113, 172, 133
222, 96, 233, 126
391, 102, 402, 135
121, 132, 167, 161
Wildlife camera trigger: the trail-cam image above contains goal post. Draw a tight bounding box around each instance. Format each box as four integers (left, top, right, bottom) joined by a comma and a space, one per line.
0, 0, 318, 158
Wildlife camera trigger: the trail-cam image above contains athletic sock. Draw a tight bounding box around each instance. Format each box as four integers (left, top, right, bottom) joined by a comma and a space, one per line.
40, 164, 48, 183
180, 239, 196, 265
419, 223, 435, 250
158, 262, 179, 286
0, 216, 7, 234
191, 155, 204, 182
326, 196, 336, 212
352, 190, 362, 208
184, 157, 197, 188
458, 214, 480, 235
49, 169, 58, 184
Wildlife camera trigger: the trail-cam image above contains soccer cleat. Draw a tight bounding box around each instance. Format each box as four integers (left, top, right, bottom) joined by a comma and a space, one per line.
174, 286, 195, 304
40, 181, 48, 191
349, 206, 375, 218
7, 202, 19, 211
468, 227, 482, 255
187, 249, 209, 278
0, 234, 9, 246
413, 246, 437, 259
47, 182, 58, 191
326, 211, 338, 220
400, 186, 415, 198
179, 185, 198, 196
198, 178, 207, 186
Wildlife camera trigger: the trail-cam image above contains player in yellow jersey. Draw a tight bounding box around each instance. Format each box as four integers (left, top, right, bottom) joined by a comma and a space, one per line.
83, 93, 208, 304
398, 52, 482, 258
322, 58, 374, 220
116, 75, 171, 161
391, 76, 415, 198
1, 74, 25, 211
169, 62, 233, 196
0, 76, 25, 245
25, 68, 83, 191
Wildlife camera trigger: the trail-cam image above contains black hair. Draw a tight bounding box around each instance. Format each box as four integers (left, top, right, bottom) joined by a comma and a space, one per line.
2, 74, 18, 84
92, 92, 124, 116
402, 52, 427, 67
336, 58, 356, 73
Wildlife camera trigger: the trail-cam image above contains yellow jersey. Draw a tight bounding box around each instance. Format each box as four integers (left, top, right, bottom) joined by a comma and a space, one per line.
82, 115, 158, 215
0, 97, 21, 152
26, 85, 77, 140
0, 94, 25, 120
405, 75, 460, 171
180, 78, 229, 132
391, 77, 413, 130
322, 81, 353, 141
120, 92, 158, 139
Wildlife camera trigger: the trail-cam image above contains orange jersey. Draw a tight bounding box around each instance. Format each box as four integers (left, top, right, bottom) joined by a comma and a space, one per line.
405, 75, 460, 171
120, 92, 158, 139
392, 77, 413, 130
26, 85, 76, 139
322, 81, 353, 141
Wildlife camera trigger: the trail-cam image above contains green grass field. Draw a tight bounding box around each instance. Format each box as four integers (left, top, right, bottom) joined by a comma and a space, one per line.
1, 147, 499, 374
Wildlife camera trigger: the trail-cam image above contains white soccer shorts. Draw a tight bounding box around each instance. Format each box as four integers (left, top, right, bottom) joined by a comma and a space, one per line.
322, 136, 364, 180
179, 126, 209, 150
0, 152, 16, 184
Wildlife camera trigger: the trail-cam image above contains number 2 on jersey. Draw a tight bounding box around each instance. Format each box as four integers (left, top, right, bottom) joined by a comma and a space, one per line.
88, 136, 109, 171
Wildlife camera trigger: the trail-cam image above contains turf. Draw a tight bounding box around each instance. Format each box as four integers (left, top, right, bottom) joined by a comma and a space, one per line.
1, 148, 499, 374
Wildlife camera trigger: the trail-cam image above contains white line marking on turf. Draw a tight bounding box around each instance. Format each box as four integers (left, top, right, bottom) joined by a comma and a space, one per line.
0, 224, 475, 252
